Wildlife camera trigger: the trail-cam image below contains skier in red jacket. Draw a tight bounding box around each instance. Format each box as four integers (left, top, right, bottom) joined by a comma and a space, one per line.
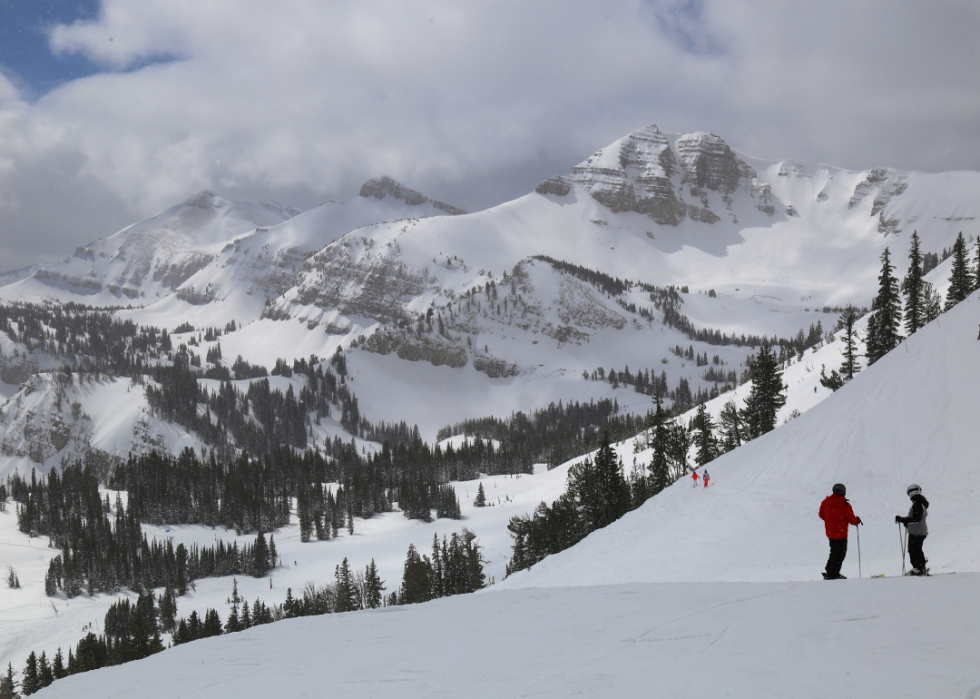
818, 483, 862, 579
691, 471, 699, 487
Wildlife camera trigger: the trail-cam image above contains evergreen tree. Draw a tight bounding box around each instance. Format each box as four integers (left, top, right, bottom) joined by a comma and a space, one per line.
821, 305, 861, 392
240, 599, 252, 629
692, 403, 718, 466
225, 602, 241, 634
363, 559, 385, 609
459, 528, 486, 592
175, 543, 188, 596
901, 231, 926, 334
718, 399, 744, 452
399, 544, 433, 605
666, 421, 690, 478
0, 663, 16, 699
647, 395, 672, 493
945, 232, 974, 309
436, 485, 462, 519
334, 557, 361, 612
473, 482, 487, 507
36, 654, 51, 691
159, 586, 177, 633
839, 305, 861, 380
269, 535, 277, 570
740, 346, 786, 438
51, 649, 65, 680
922, 281, 942, 323
282, 589, 299, 619
20, 653, 38, 697
252, 531, 270, 578
202, 609, 223, 637
44, 566, 57, 597
866, 247, 902, 365
567, 432, 629, 532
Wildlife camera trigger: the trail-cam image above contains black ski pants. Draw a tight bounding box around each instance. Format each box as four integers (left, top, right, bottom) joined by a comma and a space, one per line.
908, 534, 927, 571
825, 538, 848, 578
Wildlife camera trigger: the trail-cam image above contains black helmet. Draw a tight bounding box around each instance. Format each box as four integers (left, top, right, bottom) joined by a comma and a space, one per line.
907, 483, 922, 497
832, 483, 846, 496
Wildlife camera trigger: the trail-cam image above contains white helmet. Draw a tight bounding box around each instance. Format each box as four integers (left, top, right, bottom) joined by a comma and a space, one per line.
907, 483, 922, 497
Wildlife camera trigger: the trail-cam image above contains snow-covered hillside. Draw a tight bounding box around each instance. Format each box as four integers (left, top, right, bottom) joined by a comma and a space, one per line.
24, 575, 980, 699
501, 289, 980, 588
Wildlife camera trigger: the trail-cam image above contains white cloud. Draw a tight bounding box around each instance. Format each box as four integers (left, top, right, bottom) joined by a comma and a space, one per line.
0, 0, 978, 271
0, 71, 20, 103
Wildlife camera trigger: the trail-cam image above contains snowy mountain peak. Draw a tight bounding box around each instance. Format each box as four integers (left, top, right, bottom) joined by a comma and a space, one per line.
544, 124, 765, 225
182, 189, 221, 209
359, 176, 466, 216
674, 131, 743, 194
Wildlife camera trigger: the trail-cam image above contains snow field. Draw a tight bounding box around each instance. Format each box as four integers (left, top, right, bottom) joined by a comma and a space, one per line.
27, 575, 980, 699
0, 463, 571, 671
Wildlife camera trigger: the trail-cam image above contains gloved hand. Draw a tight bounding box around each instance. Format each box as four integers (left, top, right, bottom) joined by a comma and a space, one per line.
895, 515, 904, 524
856, 517, 863, 525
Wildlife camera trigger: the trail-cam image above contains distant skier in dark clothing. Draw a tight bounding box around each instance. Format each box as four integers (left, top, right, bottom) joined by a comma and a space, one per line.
819, 483, 862, 579
896, 484, 929, 575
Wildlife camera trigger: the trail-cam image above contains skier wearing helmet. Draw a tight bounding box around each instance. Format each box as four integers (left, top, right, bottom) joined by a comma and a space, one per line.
819, 483, 862, 579
895, 484, 929, 575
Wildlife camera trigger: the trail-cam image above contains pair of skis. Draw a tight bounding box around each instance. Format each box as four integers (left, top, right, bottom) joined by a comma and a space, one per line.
871, 569, 950, 578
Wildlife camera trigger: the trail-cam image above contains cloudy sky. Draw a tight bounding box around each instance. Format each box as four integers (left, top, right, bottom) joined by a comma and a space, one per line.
0, 0, 977, 271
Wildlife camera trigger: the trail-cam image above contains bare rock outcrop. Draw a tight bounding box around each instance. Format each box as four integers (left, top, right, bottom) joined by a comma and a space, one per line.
564, 124, 765, 226
360, 176, 466, 216
291, 239, 433, 325
535, 175, 572, 196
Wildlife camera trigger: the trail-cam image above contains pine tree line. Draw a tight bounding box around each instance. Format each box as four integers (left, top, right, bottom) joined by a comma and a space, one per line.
8, 463, 278, 600
865, 231, 978, 369
7, 528, 485, 696
436, 397, 649, 471
507, 344, 787, 576
506, 432, 639, 575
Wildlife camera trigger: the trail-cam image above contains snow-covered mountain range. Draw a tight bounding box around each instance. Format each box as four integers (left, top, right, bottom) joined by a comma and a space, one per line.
2, 124, 978, 478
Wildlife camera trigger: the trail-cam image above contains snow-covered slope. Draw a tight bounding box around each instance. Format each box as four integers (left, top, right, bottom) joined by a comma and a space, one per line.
501, 289, 980, 588
25, 575, 980, 699
0, 373, 201, 479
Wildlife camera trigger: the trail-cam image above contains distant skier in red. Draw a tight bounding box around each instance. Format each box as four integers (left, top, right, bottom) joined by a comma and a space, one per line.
819, 483, 862, 579
692, 471, 699, 487
702, 470, 710, 488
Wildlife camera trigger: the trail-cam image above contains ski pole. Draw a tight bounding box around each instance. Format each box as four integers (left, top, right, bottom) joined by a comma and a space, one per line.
898, 522, 906, 576
856, 523, 862, 579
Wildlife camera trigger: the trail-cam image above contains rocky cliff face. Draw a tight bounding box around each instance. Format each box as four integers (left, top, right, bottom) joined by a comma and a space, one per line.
288, 233, 435, 326
541, 124, 772, 225
360, 176, 467, 216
